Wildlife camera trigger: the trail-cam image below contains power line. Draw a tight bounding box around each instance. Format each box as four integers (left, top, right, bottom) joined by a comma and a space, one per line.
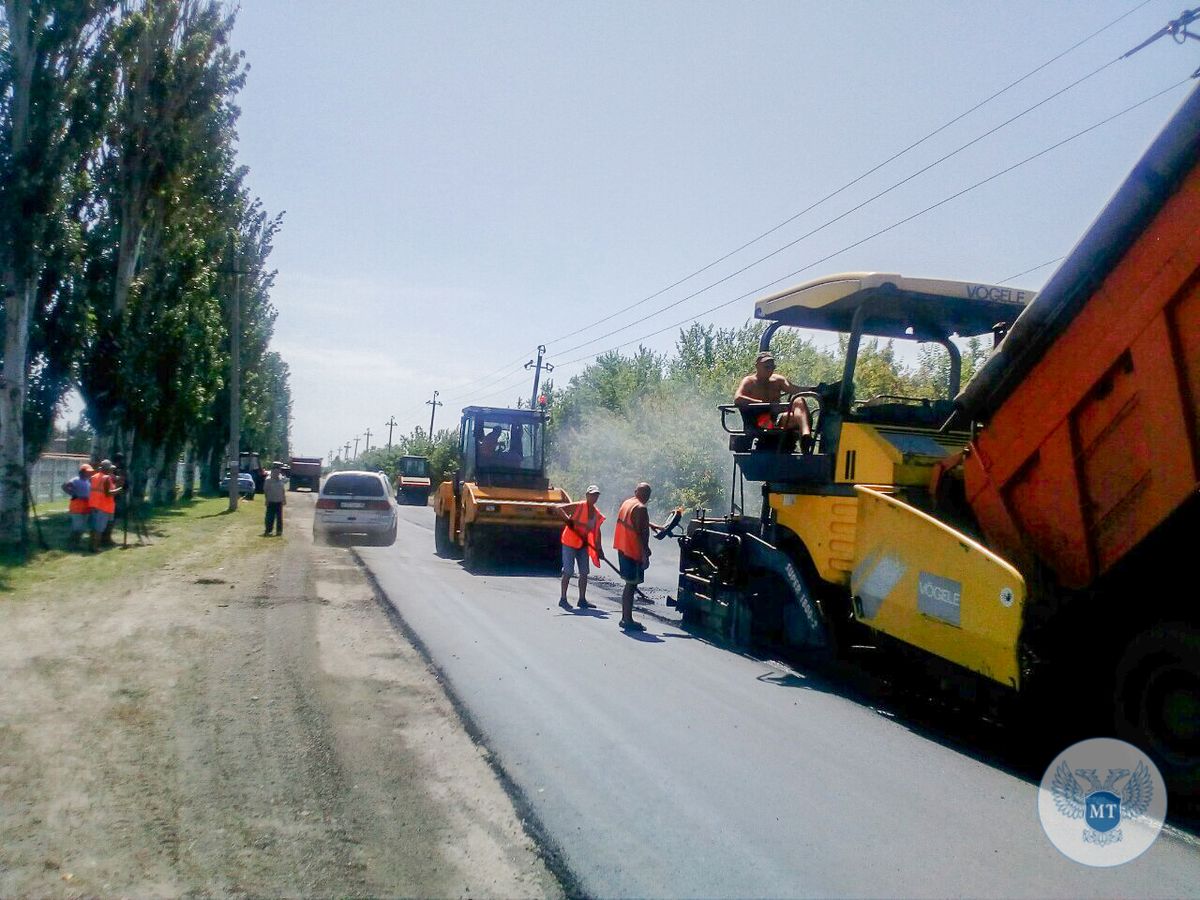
549, 79, 1190, 373
539, 0, 1154, 352
997, 257, 1066, 284
548, 53, 1126, 362
435, 349, 538, 406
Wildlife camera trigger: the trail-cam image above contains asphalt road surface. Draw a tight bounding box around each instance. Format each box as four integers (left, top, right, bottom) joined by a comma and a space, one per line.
356, 505, 1200, 899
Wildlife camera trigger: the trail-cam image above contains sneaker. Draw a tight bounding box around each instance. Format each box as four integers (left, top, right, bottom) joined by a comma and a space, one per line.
619, 619, 646, 632
576, 598, 596, 610
558, 598, 572, 611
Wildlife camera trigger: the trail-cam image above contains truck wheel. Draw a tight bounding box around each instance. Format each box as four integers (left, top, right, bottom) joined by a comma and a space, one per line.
434, 513, 452, 557
1114, 623, 1200, 798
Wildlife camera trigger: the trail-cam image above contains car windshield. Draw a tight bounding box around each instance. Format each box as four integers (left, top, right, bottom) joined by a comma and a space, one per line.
323, 474, 385, 497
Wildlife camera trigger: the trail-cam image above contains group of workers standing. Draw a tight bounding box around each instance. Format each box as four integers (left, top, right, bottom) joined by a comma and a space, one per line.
61, 457, 124, 552
556, 481, 661, 633
552, 349, 810, 632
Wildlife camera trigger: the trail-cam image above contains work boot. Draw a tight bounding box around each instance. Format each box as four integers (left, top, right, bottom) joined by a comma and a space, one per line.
619, 619, 646, 632
577, 598, 596, 610
558, 597, 572, 611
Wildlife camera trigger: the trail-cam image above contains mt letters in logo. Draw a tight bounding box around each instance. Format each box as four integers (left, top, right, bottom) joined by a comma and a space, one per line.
1037, 737, 1167, 866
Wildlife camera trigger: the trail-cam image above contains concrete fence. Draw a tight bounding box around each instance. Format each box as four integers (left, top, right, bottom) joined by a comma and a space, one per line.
30, 454, 197, 506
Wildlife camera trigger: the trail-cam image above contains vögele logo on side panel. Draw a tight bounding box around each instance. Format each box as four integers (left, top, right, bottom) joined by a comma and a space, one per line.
1038, 737, 1167, 866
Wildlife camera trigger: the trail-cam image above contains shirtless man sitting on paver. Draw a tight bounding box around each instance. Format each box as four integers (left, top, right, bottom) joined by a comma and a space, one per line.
733, 351, 813, 443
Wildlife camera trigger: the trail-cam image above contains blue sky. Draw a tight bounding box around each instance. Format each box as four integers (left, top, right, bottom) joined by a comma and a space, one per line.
230, 0, 1196, 461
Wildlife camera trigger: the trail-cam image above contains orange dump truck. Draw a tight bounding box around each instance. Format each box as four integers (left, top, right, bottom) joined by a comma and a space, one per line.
953, 83, 1200, 793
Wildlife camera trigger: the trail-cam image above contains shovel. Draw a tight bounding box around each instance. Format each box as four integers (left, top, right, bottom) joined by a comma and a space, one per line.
566, 507, 683, 605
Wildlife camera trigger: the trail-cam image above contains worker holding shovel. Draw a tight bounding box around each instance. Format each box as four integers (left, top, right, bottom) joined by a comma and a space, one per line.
556, 485, 606, 611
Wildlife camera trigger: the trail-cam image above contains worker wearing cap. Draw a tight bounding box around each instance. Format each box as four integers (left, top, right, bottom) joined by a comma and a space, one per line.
556, 485, 605, 611
88, 460, 120, 551
61, 463, 93, 548
734, 351, 814, 448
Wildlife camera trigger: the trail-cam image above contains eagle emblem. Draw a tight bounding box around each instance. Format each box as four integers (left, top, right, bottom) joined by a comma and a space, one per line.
1052, 760, 1155, 847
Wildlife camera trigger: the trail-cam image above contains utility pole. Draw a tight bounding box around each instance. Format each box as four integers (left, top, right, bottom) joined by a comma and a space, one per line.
364, 427, 372, 453
353, 435, 361, 458
227, 269, 241, 511
328, 450, 334, 466
385, 416, 398, 450
426, 390, 442, 440
525, 345, 554, 409
343, 442, 351, 461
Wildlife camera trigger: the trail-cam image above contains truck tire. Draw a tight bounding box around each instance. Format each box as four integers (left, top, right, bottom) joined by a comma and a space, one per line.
434, 513, 452, 557
1114, 623, 1200, 798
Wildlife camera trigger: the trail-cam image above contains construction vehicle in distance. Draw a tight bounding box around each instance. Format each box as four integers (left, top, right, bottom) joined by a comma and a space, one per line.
394, 455, 432, 505
287, 456, 323, 491
433, 405, 569, 569
678, 85, 1200, 796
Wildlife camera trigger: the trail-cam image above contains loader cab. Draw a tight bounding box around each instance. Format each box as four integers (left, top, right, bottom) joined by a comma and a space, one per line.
726, 273, 1032, 488
459, 406, 548, 489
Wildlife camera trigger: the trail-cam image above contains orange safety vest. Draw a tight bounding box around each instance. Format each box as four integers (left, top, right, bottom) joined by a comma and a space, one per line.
613, 497, 645, 559
68, 485, 90, 515
89, 472, 115, 514
561, 502, 604, 566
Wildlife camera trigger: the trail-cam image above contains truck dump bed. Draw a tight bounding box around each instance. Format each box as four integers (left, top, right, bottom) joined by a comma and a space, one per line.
957, 84, 1200, 590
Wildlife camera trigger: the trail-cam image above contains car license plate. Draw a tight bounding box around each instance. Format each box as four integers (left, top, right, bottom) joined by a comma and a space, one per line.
340, 501, 365, 509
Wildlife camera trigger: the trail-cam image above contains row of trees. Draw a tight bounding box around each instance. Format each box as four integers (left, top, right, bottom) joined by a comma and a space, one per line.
0, 1, 289, 546
357, 321, 987, 520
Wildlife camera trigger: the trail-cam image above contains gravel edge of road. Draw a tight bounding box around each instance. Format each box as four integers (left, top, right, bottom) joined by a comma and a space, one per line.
350, 547, 586, 900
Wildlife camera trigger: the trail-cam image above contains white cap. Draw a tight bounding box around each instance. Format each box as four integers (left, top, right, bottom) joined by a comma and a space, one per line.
586, 484, 600, 495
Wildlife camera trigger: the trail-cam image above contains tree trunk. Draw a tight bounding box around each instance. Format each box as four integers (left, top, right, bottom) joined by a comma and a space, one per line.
181, 444, 196, 500
0, 277, 34, 545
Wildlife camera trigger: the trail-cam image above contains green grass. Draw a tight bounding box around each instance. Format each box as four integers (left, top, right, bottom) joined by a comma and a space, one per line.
0, 495, 268, 598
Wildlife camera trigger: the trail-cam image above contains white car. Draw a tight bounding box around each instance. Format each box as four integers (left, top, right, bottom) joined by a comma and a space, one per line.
313, 470, 397, 546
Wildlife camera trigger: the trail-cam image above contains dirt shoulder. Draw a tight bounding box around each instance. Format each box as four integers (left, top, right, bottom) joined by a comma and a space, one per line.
0, 494, 561, 898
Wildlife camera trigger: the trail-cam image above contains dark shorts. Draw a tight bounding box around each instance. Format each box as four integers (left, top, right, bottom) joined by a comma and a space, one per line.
617, 551, 645, 586
561, 543, 590, 576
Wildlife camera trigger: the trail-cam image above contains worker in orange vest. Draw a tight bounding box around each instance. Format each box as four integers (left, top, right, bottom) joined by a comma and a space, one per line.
88, 459, 121, 551
556, 485, 605, 611
613, 482, 659, 632
61, 463, 94, 549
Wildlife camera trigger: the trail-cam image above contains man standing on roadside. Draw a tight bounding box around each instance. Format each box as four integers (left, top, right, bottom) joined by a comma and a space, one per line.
613, 482, 657, 632
88, 460, 120, 551
556, 484, 605, 611
62, 463, 93, 549
105, 452, 128, 547
262, 462, 287, 536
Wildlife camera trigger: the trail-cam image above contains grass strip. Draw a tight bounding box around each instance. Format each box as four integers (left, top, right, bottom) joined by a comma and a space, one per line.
0, 496, 269, 598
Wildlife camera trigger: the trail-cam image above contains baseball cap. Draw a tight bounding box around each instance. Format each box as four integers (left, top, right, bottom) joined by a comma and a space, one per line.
99, 458, 114, 471
755, 351, 776, 366
586, 484, 601, 495
80, 464, 94, 474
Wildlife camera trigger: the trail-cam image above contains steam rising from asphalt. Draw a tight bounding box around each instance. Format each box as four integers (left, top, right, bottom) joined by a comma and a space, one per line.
548, 388, 733, 522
